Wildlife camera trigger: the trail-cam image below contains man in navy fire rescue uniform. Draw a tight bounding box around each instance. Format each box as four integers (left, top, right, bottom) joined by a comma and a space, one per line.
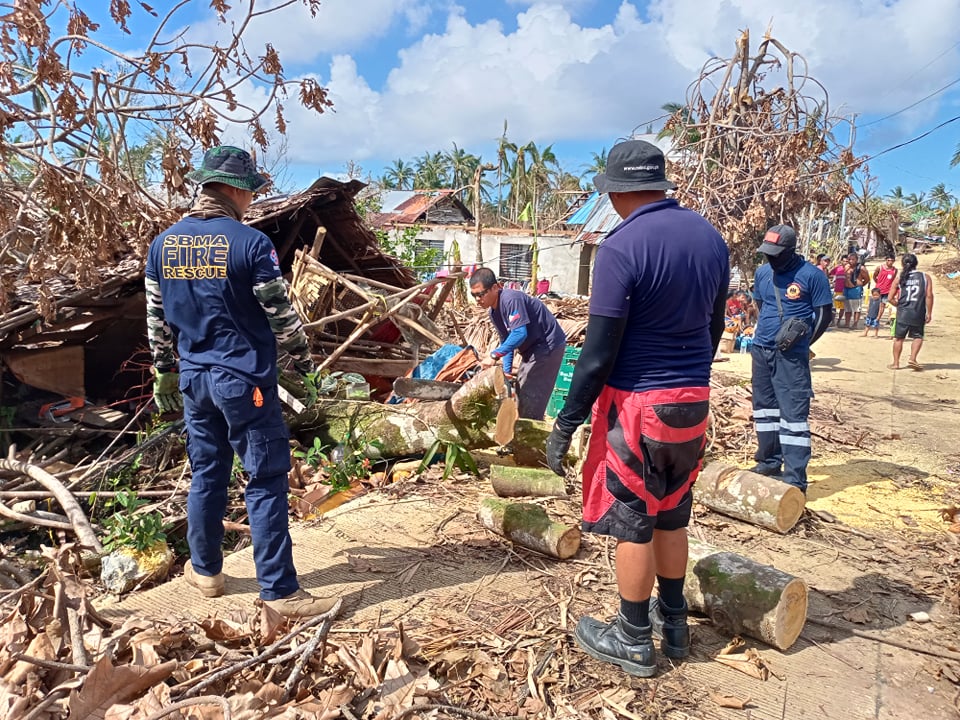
145, 146, 337, 618
750, 224, 833, 494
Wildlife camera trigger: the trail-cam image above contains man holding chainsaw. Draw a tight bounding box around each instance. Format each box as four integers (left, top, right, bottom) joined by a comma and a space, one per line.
470, 267, 566, 420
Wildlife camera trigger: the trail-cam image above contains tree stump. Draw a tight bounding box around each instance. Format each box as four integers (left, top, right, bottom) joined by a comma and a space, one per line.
686, 538, 808, 650
696, 463, 805, 533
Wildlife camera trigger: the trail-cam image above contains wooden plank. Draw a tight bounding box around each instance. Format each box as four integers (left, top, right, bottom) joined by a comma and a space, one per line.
325, 357, 416, 378
3, 345, 85, 396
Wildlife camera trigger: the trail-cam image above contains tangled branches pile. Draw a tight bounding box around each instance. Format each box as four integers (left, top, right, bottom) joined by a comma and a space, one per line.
663, 30, 861, 270
0, 1, 332, 314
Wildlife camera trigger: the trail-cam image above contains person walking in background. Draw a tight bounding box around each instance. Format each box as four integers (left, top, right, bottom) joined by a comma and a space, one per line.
872, 254, 899, 325
862, 288, 882, 338
750, 224, 833, 494
470, 267, 566, 419
544, 139, 729, 677
146, 146, 338, 618
889, 253, 934, 371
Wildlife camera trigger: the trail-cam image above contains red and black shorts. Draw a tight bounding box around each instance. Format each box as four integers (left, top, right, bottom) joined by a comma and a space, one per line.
581, 385, 710, 544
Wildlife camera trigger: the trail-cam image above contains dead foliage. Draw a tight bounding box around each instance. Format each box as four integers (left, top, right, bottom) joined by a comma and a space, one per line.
664, 30, 861, 270
0, 1, 331, 316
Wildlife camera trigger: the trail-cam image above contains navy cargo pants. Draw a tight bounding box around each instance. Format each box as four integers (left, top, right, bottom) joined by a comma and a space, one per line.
181, 367, 298, 600
750, 344, 813, 492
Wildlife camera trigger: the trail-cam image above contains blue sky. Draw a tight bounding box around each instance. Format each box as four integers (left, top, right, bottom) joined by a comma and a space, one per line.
97, 1, 960, 199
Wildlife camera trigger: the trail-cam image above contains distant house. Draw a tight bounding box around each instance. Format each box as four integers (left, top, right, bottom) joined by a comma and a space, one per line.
368, 190, 473, 228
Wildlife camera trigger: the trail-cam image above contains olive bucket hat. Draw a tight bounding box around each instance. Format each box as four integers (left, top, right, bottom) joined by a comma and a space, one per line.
186, 145, 270, 192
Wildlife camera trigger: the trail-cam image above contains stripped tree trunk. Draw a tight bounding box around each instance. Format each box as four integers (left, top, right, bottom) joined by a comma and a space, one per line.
686, 538, 808, 650
696, 463, 806, 533
478, 497, 581, 560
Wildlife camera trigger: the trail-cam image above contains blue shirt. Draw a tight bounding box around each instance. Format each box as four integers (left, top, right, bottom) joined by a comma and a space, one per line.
753, 260, 833, 351
489, 288, 566, 359
145, 216, 282, 386
589, 199, 729, 392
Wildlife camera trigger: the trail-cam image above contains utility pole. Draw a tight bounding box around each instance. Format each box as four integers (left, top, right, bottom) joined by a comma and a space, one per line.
838, 113, 857, 249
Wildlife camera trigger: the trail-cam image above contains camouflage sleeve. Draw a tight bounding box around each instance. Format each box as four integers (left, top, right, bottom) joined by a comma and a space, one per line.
253, 276, 315, 375
145, 277, 177, 371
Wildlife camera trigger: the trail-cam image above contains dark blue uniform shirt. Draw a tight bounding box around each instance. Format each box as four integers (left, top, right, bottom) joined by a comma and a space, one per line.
753, 260, 833, 352
489, 288, 565, 358
145, 216, 282, 386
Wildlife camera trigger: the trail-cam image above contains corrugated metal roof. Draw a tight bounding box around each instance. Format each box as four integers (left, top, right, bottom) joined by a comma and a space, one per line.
574, 193, 622, 245
567, 192, 600, 225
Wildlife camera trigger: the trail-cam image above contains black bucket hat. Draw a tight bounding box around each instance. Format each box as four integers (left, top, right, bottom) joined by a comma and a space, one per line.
758, 224, 798, 256
593, 139, 677, 193
186, 145, 270, 192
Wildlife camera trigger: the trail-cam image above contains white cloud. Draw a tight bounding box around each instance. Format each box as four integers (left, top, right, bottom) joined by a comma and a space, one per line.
187, 0, 438, 63
222, 0, 960, 175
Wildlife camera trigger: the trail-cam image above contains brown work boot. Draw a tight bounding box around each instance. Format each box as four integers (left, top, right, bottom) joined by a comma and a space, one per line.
263, 589, 340, 618
184, 561, 225, 598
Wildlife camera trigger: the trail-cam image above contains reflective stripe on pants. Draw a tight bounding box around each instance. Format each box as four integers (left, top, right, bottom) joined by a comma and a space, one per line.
750, 344, 813, 491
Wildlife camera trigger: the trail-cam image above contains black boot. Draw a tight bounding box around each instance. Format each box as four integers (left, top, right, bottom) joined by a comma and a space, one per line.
750, 463, 782, 478
573, 613, 656, 677
649, 597, 690, 658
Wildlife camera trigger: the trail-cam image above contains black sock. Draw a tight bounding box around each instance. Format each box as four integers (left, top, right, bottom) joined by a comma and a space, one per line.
656, 576, 685, 609
619, 596, 650, 626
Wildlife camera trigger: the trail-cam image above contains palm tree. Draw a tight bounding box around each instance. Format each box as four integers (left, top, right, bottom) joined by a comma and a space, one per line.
929, 183, 955, 212
582, 148, 607, 179
951, 142, 960, 168
886, 186, 906, 207
444, 143, 474, 195
657, 101, 701, 145
383, 158, 414, 190
496, 121, 517, 221
414, 151, 448, 189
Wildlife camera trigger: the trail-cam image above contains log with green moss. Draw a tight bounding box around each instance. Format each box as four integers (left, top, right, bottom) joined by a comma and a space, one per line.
685, 538, 808, 650
489, 465, 568, 498
477, 497, 581, 559
696, 463, 805, 533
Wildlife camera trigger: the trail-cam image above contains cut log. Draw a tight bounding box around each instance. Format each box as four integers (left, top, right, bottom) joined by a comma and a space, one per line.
696, 463, 805, 534
477, 497, 580, 560
685, 538, 808, 650
489, 465, 568, 498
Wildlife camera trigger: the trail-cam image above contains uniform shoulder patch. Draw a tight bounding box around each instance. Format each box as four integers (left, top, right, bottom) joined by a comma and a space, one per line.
508, 311, 521, 324
270, 249, 279, 267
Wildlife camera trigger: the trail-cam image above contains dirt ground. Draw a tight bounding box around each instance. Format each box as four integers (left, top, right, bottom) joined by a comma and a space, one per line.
99, 251, 960, 720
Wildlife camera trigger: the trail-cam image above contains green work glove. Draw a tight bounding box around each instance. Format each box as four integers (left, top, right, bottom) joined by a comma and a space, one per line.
153, 370, 183, 413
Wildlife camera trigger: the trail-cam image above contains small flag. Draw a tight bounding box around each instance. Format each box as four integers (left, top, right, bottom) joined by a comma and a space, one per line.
518, 201, 531, 223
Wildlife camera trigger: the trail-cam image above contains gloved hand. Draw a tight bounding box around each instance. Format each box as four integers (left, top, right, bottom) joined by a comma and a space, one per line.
545, 426, 573, 476
153, 370, 182, 413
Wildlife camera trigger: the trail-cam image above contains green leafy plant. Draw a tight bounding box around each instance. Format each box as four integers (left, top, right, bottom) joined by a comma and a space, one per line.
418, 439, 479, 480
294, 436, 328, 469
101, 490, 169, 552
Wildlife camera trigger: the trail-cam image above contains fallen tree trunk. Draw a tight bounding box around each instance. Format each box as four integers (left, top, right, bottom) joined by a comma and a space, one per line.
477, 497, 580, 560
696, 463, 805, 533
686, 538, 807, 650
0, 452, 102, 554
291, 367, 507, 457
489, 465, 568, 498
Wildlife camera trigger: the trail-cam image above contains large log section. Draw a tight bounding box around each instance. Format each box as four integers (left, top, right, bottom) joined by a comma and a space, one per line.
696, 463, 805, 534
478, 497, 581, 560
686, 538, 808, 650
